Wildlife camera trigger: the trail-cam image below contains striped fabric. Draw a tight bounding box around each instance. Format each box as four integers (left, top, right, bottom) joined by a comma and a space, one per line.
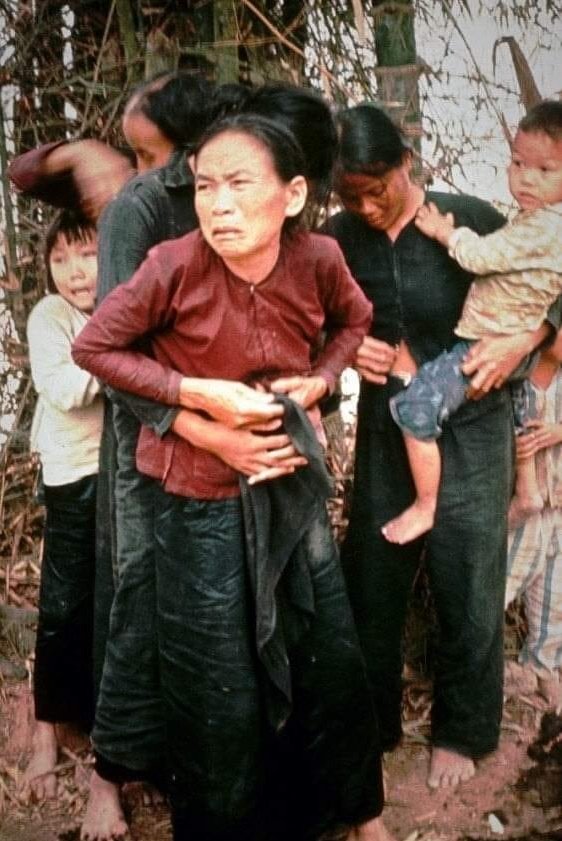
506, 368, 562, 674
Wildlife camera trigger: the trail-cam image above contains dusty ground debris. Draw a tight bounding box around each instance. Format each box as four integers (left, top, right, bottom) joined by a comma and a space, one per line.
1, 666, 562, 841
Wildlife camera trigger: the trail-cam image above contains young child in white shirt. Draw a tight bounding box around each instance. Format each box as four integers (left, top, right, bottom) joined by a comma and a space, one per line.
23, 209, 103, 800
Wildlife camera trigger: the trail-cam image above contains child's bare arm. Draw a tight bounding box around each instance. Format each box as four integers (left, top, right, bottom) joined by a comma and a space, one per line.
415, 202, 455, 247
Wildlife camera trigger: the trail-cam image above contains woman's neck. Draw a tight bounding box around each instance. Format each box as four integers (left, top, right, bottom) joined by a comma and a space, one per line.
222, 242, 281, 285
386, 183, 425, 243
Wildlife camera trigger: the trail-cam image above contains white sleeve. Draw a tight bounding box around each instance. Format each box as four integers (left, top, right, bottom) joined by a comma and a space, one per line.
27, 298, 101, 412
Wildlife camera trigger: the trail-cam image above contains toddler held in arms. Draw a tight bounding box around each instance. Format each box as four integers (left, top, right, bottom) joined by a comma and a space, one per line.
384, 100, 562, 544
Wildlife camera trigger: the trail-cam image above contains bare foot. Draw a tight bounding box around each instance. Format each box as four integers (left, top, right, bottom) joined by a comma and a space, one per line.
21, 720, 58, 801
381, 499, 435, 544
427, 746, 475, 789
81, 770, 128, 840
348, 816, 396, 840
507, 495, 543, 530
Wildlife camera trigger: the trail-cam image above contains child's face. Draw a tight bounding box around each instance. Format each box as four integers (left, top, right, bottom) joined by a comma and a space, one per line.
49, 232, 98, 313
508, 129, 562, 211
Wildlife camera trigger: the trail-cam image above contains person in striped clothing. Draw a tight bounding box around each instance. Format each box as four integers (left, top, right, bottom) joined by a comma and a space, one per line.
507, 327, 562, 710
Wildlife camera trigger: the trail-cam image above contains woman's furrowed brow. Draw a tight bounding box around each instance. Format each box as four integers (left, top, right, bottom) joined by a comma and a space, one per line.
196, 168, 253, 182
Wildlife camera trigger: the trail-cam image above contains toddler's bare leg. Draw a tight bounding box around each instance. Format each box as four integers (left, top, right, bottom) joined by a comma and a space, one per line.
508, 455, 543, 529
382, 435, 439, 544
382, 341, 438, 544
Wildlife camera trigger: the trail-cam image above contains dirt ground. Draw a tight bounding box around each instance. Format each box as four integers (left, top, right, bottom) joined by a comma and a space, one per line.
1, 664, 561, 841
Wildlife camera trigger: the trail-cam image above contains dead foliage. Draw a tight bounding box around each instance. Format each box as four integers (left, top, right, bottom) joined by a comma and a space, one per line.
0, 378, 42, 615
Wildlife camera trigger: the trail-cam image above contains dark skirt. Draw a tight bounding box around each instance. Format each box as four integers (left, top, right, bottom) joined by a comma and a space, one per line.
33, 474, 97, 731
154, 487, 383, 841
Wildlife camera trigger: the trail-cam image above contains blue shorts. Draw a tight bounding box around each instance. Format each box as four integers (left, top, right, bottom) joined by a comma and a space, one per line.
390, 341, 472, 441
390, 340, 536, 441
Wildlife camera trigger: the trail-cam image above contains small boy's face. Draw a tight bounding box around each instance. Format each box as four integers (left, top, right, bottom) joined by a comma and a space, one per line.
508, 129, 562, 211
49, 232, 98, 313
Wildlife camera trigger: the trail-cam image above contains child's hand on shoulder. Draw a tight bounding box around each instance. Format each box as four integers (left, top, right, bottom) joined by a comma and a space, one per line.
415, 202, 455, 247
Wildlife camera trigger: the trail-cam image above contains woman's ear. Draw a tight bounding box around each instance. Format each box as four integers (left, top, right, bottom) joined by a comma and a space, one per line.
285, 175, 308, 218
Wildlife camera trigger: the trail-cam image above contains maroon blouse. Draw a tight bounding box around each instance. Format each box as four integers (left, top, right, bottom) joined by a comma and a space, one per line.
73, 228, 372, 498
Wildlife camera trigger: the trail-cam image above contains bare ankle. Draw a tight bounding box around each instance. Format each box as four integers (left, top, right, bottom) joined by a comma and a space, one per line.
22, 721, 58, 801
381, 497, 436, 545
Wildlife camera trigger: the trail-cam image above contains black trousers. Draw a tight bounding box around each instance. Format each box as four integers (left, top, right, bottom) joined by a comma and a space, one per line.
155, 489, 383, 841
343, 381, 513, 758
33, 474, 97, 731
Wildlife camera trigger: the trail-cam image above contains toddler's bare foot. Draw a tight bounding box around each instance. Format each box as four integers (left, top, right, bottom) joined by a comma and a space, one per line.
428, 747, 475, 789
81, 770, 128, 840
381, 500, 435, 544
21, 721, 58, 801
347, 816, 396, 840
508, 494, 543, 530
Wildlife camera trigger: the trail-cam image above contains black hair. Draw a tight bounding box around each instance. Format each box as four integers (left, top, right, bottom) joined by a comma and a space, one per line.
241, 83, 337, 202
207, 83, 251, 124
195, 112, 308, 232
518, 100, 562, 143
335, 103, 411, 178
44, 209, 96, 293
125, 71, 214, 152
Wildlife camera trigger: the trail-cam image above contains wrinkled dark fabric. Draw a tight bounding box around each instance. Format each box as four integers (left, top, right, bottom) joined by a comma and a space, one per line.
147, 401, 383, 840
92, 400, 118, 696
154, 492, 263, 840
154, 484, 383, 841
93, 150, 196, 777
92, 413, 165, 773
239, 396, 332, 729
34, 475, 97, 731
239, 398, 384, 840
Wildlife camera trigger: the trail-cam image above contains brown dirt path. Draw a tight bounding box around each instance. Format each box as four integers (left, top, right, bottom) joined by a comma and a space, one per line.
1, 676, 561, 841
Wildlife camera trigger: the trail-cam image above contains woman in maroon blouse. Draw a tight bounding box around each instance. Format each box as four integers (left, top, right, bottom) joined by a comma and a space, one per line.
73, 113, 392, 841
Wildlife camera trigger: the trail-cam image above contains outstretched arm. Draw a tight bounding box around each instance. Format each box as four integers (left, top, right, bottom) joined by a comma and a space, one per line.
9, 139, 133, 221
